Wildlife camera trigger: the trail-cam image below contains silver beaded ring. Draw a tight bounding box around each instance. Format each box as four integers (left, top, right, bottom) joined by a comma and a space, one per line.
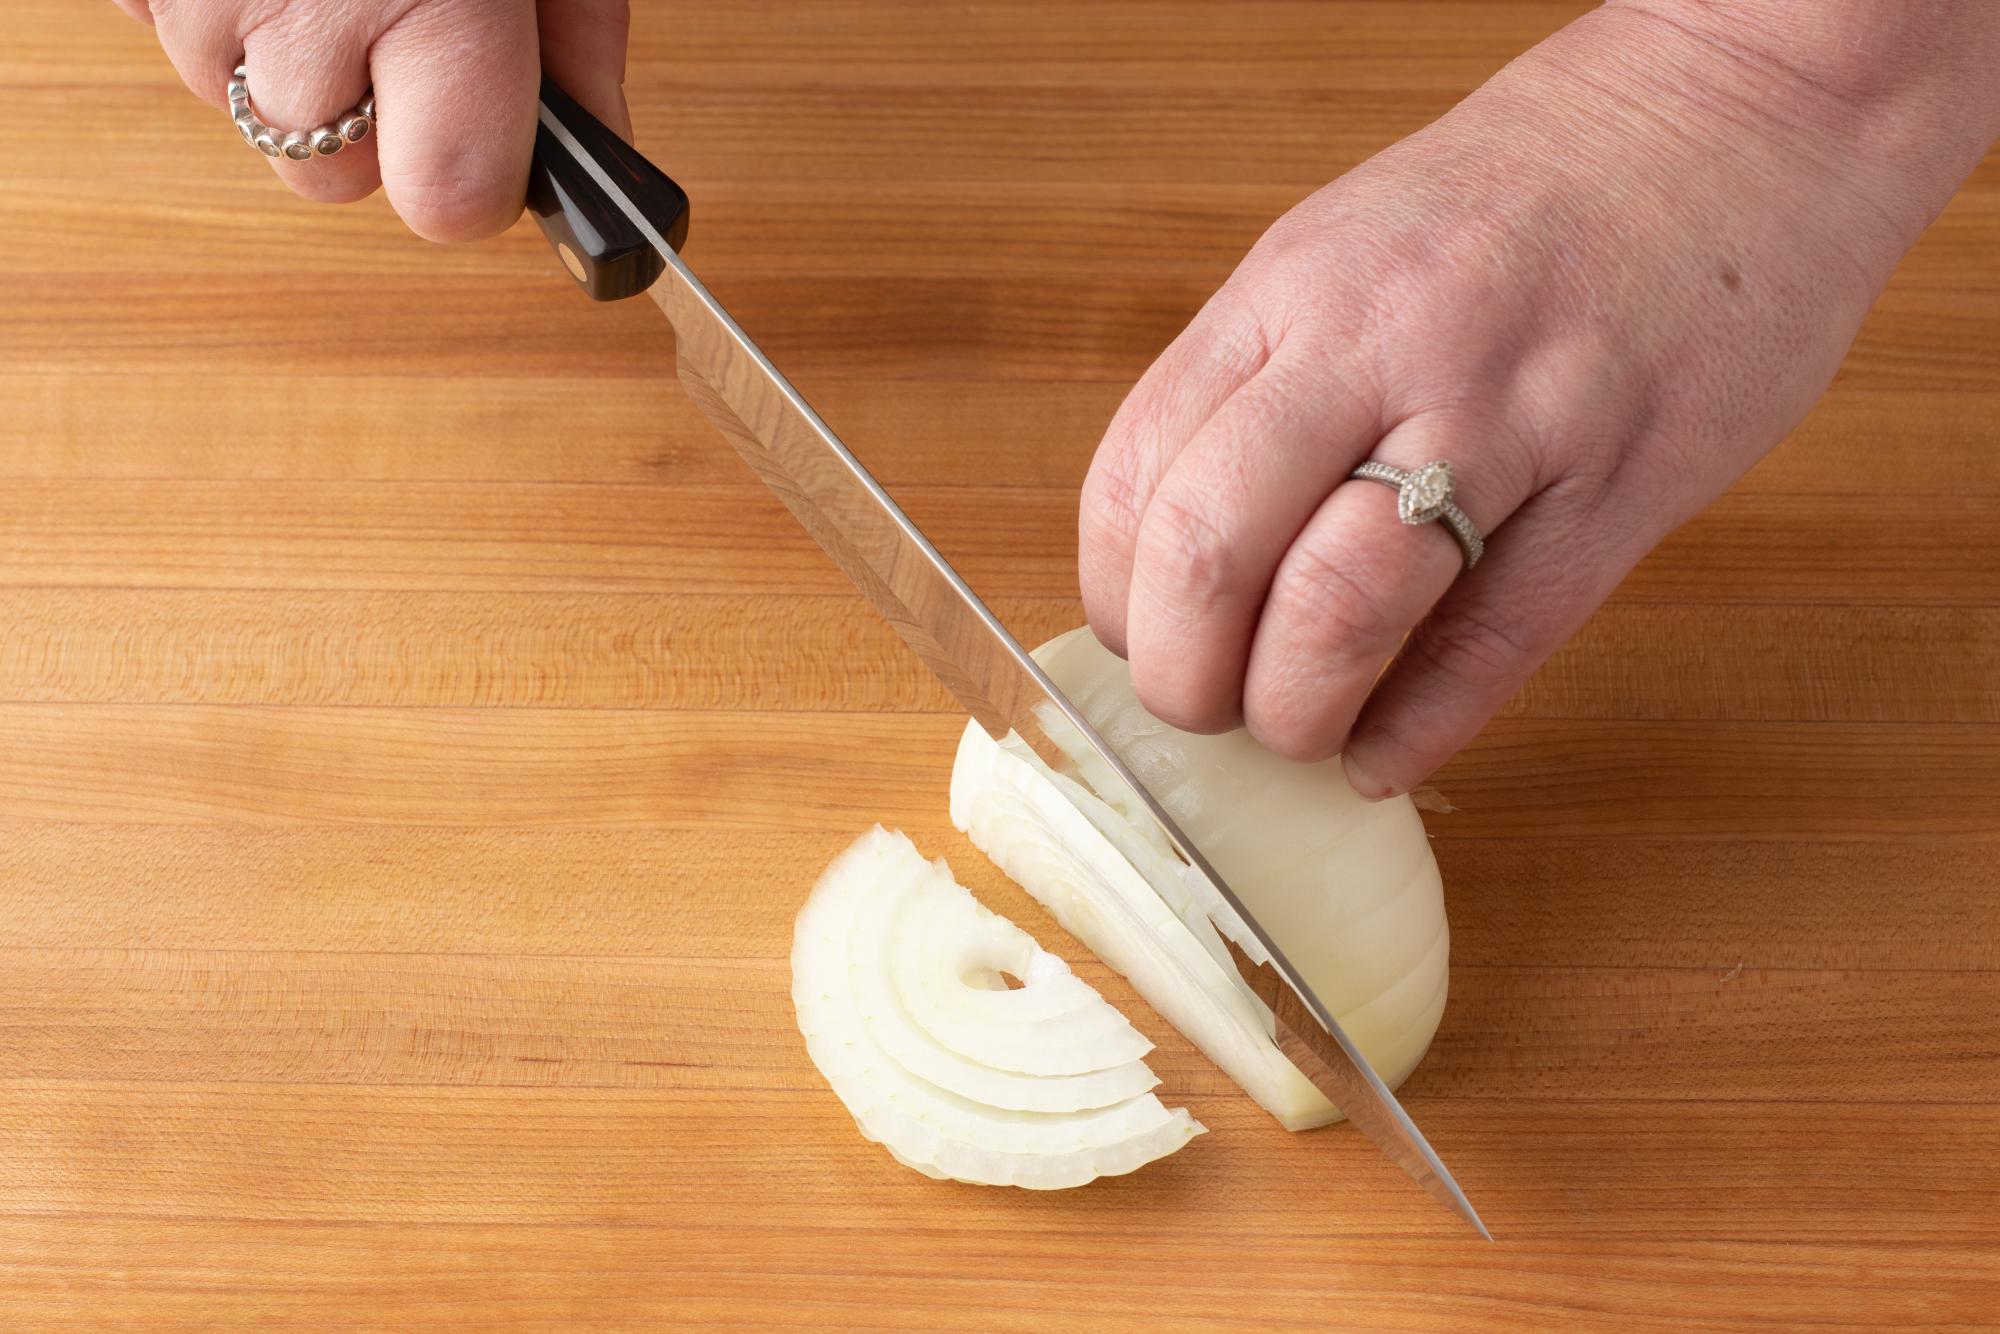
229, 64, 374, 161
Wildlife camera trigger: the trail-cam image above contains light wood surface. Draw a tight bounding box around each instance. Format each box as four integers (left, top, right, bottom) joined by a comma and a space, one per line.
4, 1, 1997, 1327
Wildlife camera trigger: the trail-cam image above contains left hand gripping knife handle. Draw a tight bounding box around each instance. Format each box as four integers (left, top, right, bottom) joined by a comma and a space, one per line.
528, 78, 689, 302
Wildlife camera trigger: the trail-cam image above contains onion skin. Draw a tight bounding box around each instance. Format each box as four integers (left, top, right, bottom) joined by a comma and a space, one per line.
950, 627, 1449, 1129
791, 825, 1205, 1188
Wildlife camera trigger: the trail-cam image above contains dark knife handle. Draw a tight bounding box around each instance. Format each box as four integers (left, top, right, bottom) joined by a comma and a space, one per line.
528, 78, 690, 302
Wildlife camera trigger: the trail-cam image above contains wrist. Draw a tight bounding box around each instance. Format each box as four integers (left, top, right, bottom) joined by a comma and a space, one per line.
1438, 0, 1997, 290
1600, 0, 2000, 234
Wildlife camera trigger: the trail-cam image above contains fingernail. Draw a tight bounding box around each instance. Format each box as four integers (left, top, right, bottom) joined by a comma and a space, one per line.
1341, 751, 1396, 802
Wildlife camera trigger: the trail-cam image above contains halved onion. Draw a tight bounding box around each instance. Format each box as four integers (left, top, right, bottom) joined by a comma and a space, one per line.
951, 627, 1449, 1130
791, 825, 1205, 1187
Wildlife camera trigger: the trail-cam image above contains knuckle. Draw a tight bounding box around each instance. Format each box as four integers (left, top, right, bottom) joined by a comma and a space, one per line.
1133, 490, 1241, 614
1077, 462, 1144, 653
1079, 454, 1149, 556
1241, 639, 1366, 764
1246, 704, 1342, 764
1193, 293, 1274, 380
1344, 707, 1431, 789
1130, 651, 1239, 734
1238, 543, 1406, 761
1124, 489, 1258, 733
1401, 603, 1538, 692
385, 164, 523, 242
1269, 539, 1403, 665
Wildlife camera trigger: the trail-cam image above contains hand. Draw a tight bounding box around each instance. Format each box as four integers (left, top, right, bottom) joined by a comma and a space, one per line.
1077, 0, 2000, 798
115, 0, 633, 240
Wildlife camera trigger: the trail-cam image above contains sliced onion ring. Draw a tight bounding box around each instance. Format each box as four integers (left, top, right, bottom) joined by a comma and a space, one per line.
791, 825, 1204, 1187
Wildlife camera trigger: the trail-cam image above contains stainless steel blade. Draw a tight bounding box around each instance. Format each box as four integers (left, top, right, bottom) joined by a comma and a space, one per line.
538, 101, 1488, 1239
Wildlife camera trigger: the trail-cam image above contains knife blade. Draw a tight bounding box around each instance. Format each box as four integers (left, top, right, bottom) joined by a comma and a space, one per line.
527, 79, 1488, 1239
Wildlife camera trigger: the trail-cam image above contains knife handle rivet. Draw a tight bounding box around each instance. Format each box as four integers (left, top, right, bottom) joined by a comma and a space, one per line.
556, 242, 587, 283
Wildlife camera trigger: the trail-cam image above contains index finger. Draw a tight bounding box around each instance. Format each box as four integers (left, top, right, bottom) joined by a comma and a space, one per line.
1078, 288, 1273, 657
370, 0, 540, 242
539, 0, 634, 139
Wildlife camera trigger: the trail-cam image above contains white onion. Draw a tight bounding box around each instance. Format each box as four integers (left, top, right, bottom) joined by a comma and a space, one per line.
951, 627, 1449, 1130
791, 825, 1205, 1187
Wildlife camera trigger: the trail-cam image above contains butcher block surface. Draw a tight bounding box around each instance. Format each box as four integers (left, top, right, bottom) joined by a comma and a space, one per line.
3, 2, 1997, 1327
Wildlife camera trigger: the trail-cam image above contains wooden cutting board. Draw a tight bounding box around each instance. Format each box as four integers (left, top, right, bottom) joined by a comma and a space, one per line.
3, 2, 1995, 1326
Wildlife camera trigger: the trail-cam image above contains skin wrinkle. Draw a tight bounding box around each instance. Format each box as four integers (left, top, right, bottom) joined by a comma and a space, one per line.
242, 1, 376, 124
1481, 79, 1784, 323
1126, 315, 1270, 459
1614, 1, 2000, 240
1077, 296, 1275, 646
1130, 490, 1247, 637
1077, 464, 1150, 568
1123, 352, 1381, 728
1599, 38, 1908, 275
1489, 20, 1871, 256
1261, 537, 1414, 686
1346, 108, 1668, 372
1630, 0, 1969, 115
1395, 598, 1541, 706
373, 0, 539, 240
1605, 3, 1865, 143
1390, 408, 1551, 523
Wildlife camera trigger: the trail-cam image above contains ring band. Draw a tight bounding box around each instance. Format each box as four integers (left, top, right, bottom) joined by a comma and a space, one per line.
1349, 460, 1485, 568
229, 64, 374, 161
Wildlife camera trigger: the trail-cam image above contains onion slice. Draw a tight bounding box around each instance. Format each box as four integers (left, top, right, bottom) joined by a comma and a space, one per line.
791, 825, 1205, 1187
951, 627, 1450, 1131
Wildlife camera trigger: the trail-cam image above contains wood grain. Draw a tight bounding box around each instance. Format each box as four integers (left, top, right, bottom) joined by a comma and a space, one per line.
1, 705, 1995, 839
3, 481, 1996, 608
0, 1224, 1992, 1333
1, 590, 1991, 721
2, 0, 1996, 1327
2, 826, 1994, 970
7, 947, 1993, 1106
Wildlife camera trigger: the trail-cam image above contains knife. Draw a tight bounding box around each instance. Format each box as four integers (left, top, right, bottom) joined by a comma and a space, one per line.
526, 78, 1488, 1239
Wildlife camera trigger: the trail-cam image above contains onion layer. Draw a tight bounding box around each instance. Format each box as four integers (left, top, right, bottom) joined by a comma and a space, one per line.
791, 825, 1205, 1187
951, 627, 1449, 1130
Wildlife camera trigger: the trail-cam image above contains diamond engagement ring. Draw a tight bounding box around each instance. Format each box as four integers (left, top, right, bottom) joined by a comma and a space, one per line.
227, 65, 374, 161
1349, 460, 1485, 568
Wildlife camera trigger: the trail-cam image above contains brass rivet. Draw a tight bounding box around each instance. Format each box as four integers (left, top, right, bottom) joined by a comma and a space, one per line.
557, 242, 586, 283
